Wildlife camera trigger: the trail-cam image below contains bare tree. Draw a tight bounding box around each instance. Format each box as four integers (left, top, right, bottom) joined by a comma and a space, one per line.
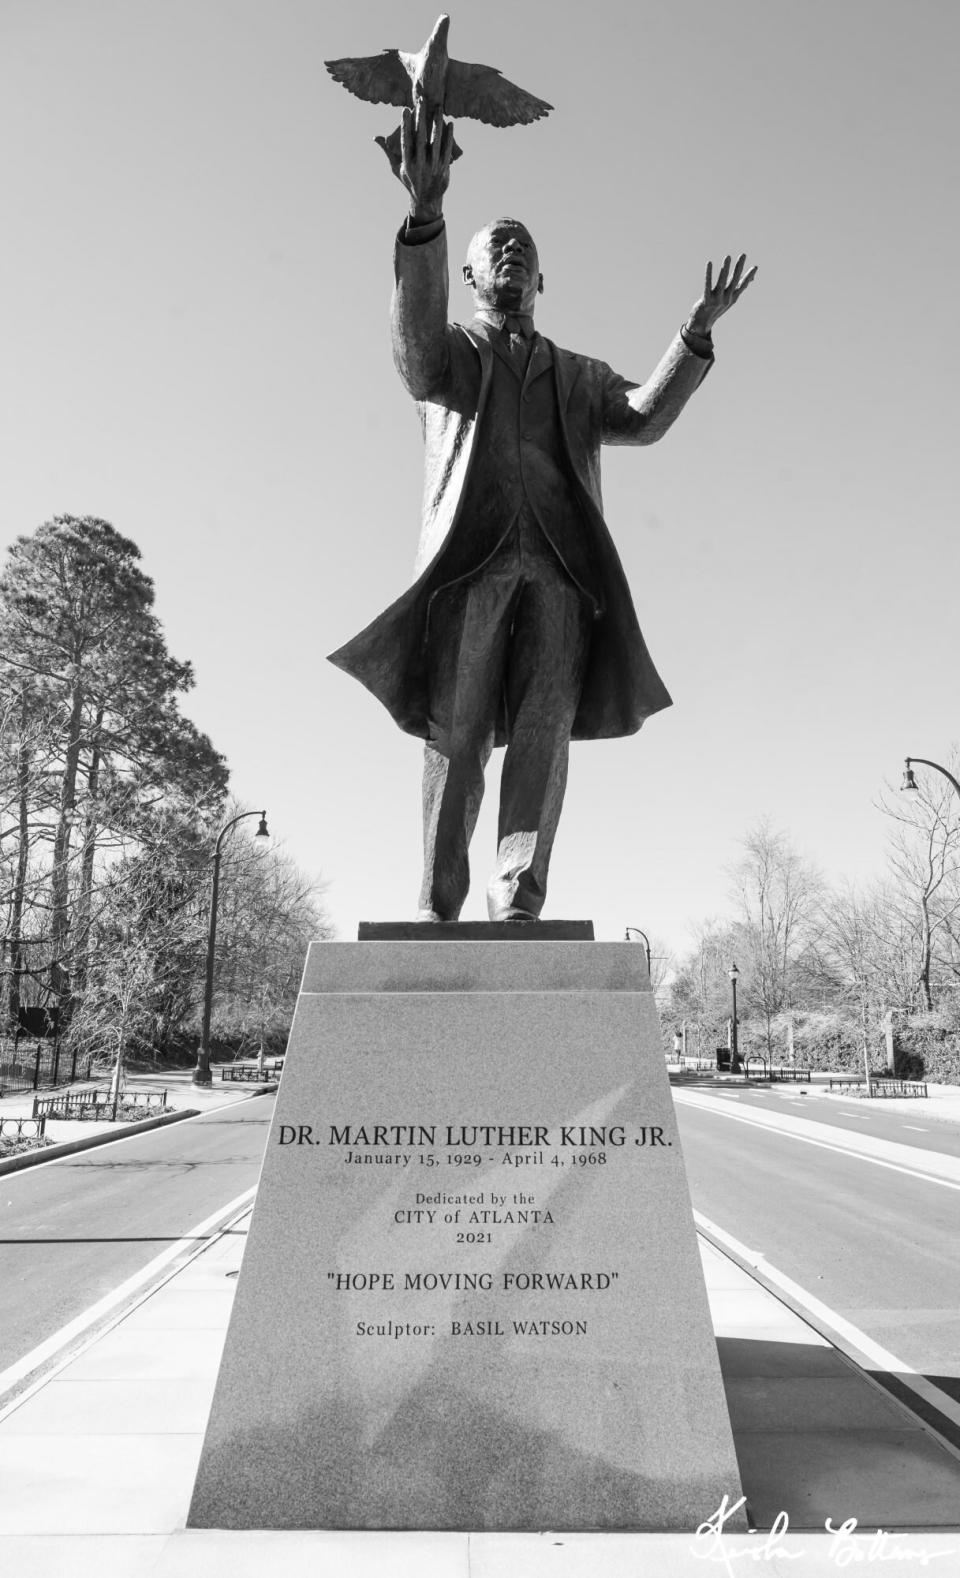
196, 809, 333, 1057
819, 881, 898, 1083
729, 819, 824, 1056
878, 753, 960, 1011
667, 919, 741, 1057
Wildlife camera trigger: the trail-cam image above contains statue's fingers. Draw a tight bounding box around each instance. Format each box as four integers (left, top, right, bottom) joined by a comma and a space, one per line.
705, 260, 713, 296
733, 264, 758, 297
440, 117, 455, 171
730, 253, 747, 288
716, 254, 732, 291
430, 105, 443, 167
400, 106, 413, 164
375, 134, 404, 183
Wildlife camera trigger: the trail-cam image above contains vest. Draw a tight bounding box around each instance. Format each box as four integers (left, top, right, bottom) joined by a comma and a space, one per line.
434, 329, 601, 609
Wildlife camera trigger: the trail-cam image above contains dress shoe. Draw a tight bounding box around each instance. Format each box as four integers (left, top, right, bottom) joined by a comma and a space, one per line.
491, 906, 538, 923
415, 908, 447, 922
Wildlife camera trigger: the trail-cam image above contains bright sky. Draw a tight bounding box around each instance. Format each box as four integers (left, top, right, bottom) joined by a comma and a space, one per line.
2, 0, 957, 950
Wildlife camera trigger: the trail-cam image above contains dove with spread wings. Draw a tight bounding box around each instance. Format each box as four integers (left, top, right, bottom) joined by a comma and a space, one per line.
325, 13, 552, 177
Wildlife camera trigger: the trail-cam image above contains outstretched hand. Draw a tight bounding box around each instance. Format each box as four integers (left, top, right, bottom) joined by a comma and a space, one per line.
686, 254, 757, 337
395, 103, 455, 225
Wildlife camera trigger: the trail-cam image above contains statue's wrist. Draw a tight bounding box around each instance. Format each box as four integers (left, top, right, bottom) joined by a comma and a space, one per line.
411, 205, 443, 226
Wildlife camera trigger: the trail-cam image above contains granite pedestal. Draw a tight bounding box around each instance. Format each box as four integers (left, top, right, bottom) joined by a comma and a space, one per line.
188, 938, 744, 1531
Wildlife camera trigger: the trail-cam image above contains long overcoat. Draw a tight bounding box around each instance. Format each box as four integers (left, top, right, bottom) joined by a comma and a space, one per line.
328, 224, 712, 744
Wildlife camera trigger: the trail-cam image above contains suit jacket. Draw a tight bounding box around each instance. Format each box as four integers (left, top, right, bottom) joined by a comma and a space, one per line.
328, 223, 713, 743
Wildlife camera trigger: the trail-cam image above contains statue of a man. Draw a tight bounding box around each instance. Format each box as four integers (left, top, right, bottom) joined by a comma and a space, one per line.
329, 107, 755, 922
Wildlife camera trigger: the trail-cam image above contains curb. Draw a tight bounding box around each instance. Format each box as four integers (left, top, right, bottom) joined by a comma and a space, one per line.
0, 1191, 256, 1415
0, 1106, 201, 1175
695, 1213, 960, 1460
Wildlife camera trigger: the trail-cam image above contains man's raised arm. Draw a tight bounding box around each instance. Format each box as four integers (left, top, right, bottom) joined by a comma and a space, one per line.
603, 252, 757, 444
391, 106, 456, 399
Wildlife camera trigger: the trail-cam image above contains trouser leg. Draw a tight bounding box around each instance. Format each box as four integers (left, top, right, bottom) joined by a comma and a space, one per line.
419, 573, 514, 920
419, 738, 493, 917
487, 565, 591, 920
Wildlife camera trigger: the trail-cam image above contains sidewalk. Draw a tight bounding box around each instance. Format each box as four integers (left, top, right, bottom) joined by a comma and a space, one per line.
1, 1206, 958, 1577
670, 1065, 960, 1125
0, 1066, 275, 1151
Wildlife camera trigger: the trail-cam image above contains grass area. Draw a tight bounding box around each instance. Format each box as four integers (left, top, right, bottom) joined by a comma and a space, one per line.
0, 1132, 52, 1158
73, 1100, 175, 1122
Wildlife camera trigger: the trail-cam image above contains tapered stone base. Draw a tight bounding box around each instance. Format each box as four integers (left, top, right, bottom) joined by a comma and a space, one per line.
188, 939, 744, 1531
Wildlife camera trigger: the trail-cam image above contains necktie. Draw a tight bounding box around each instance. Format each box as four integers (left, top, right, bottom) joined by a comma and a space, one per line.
502, 317, 531, 368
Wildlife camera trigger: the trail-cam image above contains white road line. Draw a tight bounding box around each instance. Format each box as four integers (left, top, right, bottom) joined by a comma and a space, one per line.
695, 1210, 960, 1439
903, 1126, 929, 1132
0, 1185, 255, 1402
674, 1092, 960, 1190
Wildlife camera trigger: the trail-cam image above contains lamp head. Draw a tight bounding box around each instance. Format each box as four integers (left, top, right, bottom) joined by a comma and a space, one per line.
729, 961, 740, 982
255, 812, 269, 839
901, 761, 918, 793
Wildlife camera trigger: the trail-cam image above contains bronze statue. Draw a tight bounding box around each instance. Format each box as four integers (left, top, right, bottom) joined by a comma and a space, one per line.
329, 105, 756, 922
325, 14, 552, 179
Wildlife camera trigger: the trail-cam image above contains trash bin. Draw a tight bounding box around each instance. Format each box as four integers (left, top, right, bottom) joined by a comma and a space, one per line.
716, 1048, 731, 1072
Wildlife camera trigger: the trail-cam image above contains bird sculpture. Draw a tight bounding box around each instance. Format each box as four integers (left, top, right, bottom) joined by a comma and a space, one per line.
325, 14, 552, 178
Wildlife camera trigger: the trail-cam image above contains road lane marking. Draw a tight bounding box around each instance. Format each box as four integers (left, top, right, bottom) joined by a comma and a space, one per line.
695, 1210, 960, 1447
674, 1091, 960, 1189
0, 1185, 255, 1408
903, 1126, 929, 1132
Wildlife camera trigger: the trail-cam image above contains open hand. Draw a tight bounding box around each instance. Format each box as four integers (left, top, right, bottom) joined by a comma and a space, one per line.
686, 254, 757, 337
397, 103, 454, 225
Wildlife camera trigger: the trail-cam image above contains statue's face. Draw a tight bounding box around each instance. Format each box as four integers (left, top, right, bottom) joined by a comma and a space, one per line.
463, 220, 543, 315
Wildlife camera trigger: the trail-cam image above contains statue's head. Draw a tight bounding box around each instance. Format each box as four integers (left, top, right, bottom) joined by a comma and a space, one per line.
463, 218, 543, 315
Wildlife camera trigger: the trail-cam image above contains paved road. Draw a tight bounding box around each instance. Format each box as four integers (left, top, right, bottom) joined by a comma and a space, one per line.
685, 1081, 960, 1158
674, 1094, 960, 1403
0, 1095, 274, 1373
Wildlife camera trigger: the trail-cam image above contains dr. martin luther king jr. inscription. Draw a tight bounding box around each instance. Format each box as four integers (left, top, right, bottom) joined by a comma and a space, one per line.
329, 106, 756, 922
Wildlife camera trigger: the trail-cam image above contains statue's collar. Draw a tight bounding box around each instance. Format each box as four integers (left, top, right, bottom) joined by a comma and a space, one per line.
471, 309, 536, 340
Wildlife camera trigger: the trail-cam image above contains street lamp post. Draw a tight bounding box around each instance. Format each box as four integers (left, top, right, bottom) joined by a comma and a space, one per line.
729, 961, 741, 1073
624, 927, 652, 977
193, 810, 269, 1088
901, 757, 960, 803
900, 756, 960, 1055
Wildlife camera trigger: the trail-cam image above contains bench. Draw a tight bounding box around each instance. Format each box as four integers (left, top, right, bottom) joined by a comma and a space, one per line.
769, 1067, 811, 1083
220, 1060, 284, 1082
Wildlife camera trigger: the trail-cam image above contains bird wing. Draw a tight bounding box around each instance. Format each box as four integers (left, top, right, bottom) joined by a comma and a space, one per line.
444, 60, 553, 126
324, 50, 413, 109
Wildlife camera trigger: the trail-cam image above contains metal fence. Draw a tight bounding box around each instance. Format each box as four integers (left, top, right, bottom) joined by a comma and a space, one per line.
0, 1114, 47, 1140
0, 1039, 94, 1097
